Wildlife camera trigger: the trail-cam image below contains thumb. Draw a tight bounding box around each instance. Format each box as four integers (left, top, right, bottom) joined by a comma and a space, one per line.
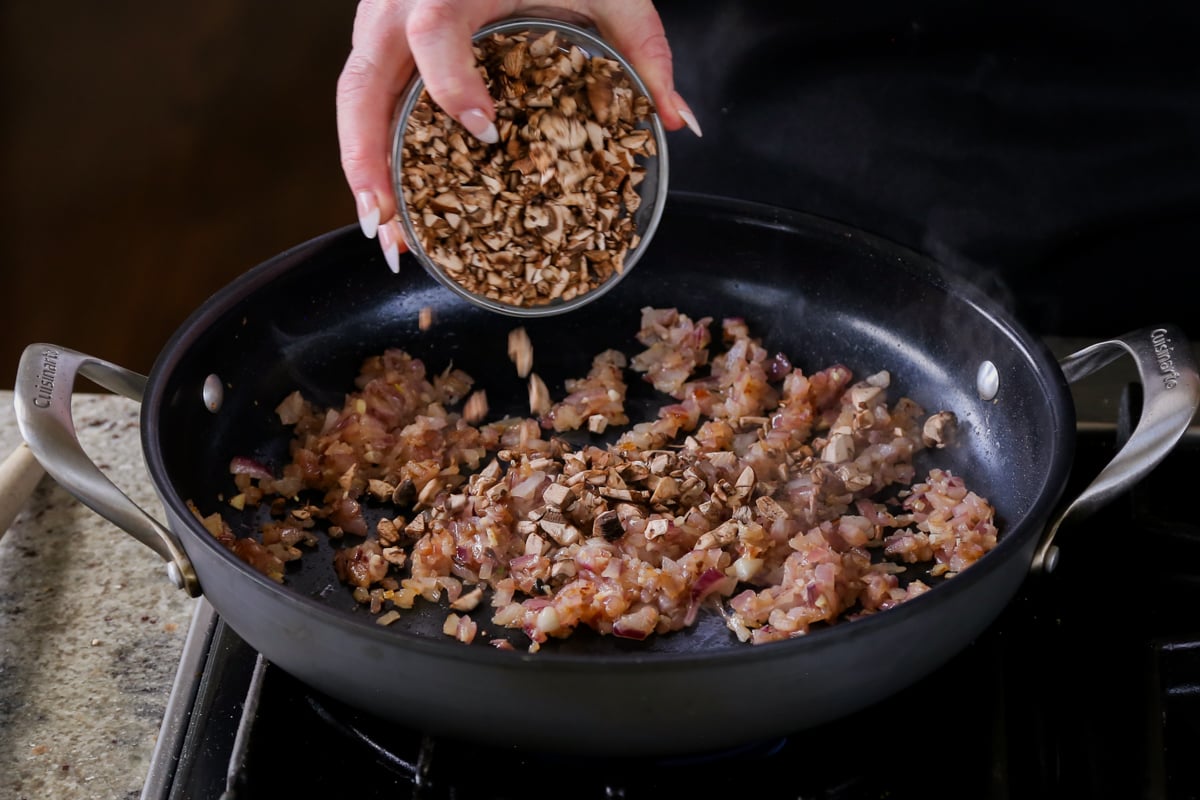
405, 3, 500, 144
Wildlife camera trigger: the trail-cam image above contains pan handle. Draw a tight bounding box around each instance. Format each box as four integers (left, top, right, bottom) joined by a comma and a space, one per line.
13, 344, 202, 596
1031, 324, 1199, 574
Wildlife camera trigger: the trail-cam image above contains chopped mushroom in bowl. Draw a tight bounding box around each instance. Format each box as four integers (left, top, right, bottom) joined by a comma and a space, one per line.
391, 17, 669, 317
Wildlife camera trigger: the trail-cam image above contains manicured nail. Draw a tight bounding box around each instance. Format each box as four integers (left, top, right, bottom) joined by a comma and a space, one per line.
356, 191, 380, 239
460, 108, 499, 144
672, 91, 703, 138
379, 221, 401, 274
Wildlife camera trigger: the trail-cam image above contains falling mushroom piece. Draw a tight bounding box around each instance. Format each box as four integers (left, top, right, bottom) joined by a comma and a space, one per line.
463, 390, 489, 424
508, 327, 534, 377
528, 373, 551, 416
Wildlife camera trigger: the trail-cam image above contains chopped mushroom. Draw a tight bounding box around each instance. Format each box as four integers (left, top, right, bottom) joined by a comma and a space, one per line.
463, 390, 489, 424
207, 306, 998, 653
528, 373, 552, 415
922, 410, 957, 448
398, 28, 657, 307
508, 327, 534, 377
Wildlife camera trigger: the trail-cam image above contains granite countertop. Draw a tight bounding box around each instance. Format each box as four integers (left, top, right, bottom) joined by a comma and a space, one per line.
0, 390, 198, 800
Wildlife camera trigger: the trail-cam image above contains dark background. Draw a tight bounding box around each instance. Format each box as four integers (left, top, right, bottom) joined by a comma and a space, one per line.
655, 1, 1200, 340
1, 2, 356, 381
4, 0, 1199, 386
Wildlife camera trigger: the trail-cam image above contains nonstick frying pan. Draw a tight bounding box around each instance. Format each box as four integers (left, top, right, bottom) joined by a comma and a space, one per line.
15, 193, 1198, 755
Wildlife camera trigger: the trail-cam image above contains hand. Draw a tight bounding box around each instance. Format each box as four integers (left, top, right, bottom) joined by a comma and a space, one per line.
336, 0, 702, 273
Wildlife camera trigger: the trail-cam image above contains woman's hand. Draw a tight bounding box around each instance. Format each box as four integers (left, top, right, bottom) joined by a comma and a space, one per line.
335, 0, 701, 272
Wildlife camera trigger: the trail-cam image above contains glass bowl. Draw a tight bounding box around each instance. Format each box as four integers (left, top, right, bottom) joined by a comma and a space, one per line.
391, 16, 669, 318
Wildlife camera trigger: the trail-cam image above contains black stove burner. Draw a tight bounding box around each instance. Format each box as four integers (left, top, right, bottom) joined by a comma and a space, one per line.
146, 387, 1200, 800
294, 685, 798, 799
230, 641, 1010, 800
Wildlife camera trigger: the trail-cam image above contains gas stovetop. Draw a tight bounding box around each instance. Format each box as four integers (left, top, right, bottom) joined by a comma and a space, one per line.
141, 338, 1200, 800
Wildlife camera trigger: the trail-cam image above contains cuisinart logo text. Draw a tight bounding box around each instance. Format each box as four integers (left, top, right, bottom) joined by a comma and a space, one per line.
1152, 328, 1182, 390
33, 348, 60, 408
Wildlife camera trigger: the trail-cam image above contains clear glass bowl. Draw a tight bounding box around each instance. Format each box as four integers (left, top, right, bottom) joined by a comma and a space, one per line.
391, 16, 669, 318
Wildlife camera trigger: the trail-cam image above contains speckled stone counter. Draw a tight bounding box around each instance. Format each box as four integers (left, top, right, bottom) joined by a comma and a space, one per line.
0, 390, 198, 800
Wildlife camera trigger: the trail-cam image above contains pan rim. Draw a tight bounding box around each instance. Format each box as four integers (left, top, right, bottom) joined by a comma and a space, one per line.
142, 191, 1076, 670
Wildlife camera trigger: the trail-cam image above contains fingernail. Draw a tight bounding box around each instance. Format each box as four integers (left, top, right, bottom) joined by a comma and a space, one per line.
460, 108, 499, 144
356, 191, 380, 239
672, 91, 703, 138
379, 221, 402, 274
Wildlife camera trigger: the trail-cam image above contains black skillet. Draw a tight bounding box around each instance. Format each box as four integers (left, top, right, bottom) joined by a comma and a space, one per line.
15, 193, 1198, 755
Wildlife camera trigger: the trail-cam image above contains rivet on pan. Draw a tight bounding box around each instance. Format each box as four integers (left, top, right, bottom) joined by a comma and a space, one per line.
976, 361, 999, 401
203, 374, 224, 413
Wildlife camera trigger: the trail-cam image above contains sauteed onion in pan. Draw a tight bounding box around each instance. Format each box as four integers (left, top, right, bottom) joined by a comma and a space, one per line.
191, 307, 997, 652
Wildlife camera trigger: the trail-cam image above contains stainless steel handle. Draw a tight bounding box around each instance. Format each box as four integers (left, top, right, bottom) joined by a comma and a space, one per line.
13, 344, 201, 596
1031, 325, 1199, 573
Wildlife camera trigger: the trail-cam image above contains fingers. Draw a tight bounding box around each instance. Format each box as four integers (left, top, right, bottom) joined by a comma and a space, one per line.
406, 0, 502, 143
585, 0, 702, 137
337, 0, 414, 268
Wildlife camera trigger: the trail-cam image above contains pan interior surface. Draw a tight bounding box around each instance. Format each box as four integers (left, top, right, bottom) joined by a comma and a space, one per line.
145, 193, 1073, 659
